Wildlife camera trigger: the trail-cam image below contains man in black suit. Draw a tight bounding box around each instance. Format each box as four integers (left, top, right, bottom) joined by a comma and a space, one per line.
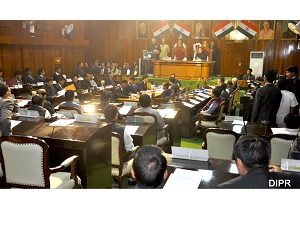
229, 77, 238, 94
104, 71, 116, 86
284, 66, 300, 114
115, 80, 130, 100
138, 75, 149, 91
251, 70, 282, 127
23, 68, 36, 84
43, 77, 57, 102
219, 134, 300, 188
52, 66, 62, 82
80, 73, 94, 90
35, 68, 47, 83
242, 68, 255, 81
53, 75, 66, 93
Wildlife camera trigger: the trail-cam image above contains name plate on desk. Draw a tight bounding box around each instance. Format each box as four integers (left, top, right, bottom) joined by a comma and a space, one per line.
171, 146, 209, 161
74, 114, 98, 123
126, 116, 144, 123
37, 82, 44, 86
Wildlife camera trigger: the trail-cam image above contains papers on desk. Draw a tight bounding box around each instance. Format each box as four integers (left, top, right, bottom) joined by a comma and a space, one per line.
163, 168, 203, 189
11, 120, 22, 128
37, 82, 44, 86
17, 99, 30, 107
182, 101, 194, 108
126, 116, 144, 123
125, 125, 139, 135
281, 159, 300, 172
49, 119, 75, 126
188, 99, 200, 105
232, 120, 247, 125
57, 89, 66, 97
171, 146, 209, 161
271, 128, 299, 136
157, 109, 174, 118
194, 96, 205, 101
119, 106, 132, 115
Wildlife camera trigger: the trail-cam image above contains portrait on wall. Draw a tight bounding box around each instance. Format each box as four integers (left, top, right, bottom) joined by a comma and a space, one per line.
281, 20, 297, 40
192, 20, 211, 39
258, 20, 276, 40
136, 20, 149, 39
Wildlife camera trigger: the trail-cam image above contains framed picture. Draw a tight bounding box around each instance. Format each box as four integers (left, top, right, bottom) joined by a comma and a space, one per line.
136, 20, 149, 39
258, 20, 276, 40
281, 20, 297, 40
192, 20, 211, 39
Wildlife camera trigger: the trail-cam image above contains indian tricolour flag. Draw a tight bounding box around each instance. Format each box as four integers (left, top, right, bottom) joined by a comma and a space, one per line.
236, 20, 258, 39
213, 20, 234, 39
152, 21, 170, 38
172, 21, 192, 39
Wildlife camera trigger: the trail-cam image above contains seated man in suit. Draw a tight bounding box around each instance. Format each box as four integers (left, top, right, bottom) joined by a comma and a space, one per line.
23, 67, 36, 85
53, 75, 66, 93
115, 80, 130, 101
35, 68, 47, 83
52, 66, 62, 82
71, 74, 81, 90
80, 73, 94, 90
5, 70, 23, 87
161, 82, 171, 98
104, 71, 116, 87
28, 94, 51, 118
134, 94, 165, 140
43, 77, 57, 102
0, 83, 15, 136
229, 77, 238, 94
168, 77, 179, 97
243, 68, 255, 81
126, 76, 139, 94
170, 74, 181, 87
138, 75, 149, 91
59, 90, 82, 113
190, 86, 222, 136
219, 134, 300, 188
104, 104, 135, 161
35, 89, 55, 115
131, 145, 168, 189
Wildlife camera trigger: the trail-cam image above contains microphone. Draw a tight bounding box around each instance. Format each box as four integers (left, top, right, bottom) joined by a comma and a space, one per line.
239, 103, 248, 134
191, 78, 201, 90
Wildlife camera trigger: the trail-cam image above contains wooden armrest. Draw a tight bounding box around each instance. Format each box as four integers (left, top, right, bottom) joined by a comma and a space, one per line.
50, 155, 80, 180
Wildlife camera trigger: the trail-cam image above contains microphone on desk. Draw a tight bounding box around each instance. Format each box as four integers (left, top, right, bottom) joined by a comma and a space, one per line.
239, 103, 248, 134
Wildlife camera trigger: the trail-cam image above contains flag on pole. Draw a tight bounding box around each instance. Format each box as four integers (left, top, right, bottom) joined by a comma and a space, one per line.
213, 20, 234, 39
172, 21, 192, 39
236, 20, 258, 39
152, 21, 170, 38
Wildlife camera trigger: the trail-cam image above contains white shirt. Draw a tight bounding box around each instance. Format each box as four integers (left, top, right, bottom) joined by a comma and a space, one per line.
124, 127, 134, 152
276, 90, 298, 127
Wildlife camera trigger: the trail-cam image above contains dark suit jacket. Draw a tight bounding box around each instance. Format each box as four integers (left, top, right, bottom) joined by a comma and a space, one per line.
229, 83, 238, 94
243, 74, 255, 81
138, 81, 148, 91
126, 84, 139, 93
161, 89, 172, 98
115, 87, 130, 99
219, 167, 300, 189
23, 74, 36, 84
0, 98, 14, 136
104, 76, 116, 86
35, 75, 46, 83
53, 84, 64, 93
80, 79, 93, 90
43, 84, 57, 101
251, 83, 282, 126
27, 105, 47, 117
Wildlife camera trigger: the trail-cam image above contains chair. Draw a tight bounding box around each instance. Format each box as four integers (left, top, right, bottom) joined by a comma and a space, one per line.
268, 134, 297, 166
225, 93, 234, 116
202, 128, 239, 160
0, 135, 82, 189
194, 100, 226, 139
111, 132, 139, 188
132, 112, 170, 149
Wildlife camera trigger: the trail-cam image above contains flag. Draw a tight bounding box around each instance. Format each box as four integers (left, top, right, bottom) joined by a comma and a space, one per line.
172, 21, 192, 39
236, 20, 258, 39
152, 21, 170, 38
213, 20, 234, 39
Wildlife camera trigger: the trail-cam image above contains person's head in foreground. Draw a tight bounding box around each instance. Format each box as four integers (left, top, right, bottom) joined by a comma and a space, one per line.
131, 145, 168, 189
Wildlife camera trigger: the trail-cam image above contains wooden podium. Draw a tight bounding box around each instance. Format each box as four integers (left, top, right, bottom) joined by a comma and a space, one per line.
153, 60, 215, 80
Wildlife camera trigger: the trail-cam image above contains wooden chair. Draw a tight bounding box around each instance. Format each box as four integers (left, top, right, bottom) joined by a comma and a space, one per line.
194, 100, 226, 139
268, 134, 297, 166
230, 86, 240, 115
0, 135, 82, 189
111, 132, 139, 188
225, 93, 235, 116
132, 112, 170, 150
202, 128, 239, 160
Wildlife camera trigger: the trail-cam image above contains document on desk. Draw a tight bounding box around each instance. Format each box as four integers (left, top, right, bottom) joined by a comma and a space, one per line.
163, 168, 203, 189
11, 120, 22, 128
225, 116, 243, 122
232, 120, 247, 125
188, 99, 200, 105
119, 106, 131, 115
271, 128, 299, 136
17, 99, 30, 107
49, 119, 76, 126
125, 125, 139, 135
182, 102, 194, 108
57, 89, 66, 97
195, 96, 205, 101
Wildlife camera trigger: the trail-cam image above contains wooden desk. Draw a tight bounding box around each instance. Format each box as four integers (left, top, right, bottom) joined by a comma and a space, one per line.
12, 121, 112, 189
153, 60, 215, 80
220, 121, 273, 137
157, 154, 239, 188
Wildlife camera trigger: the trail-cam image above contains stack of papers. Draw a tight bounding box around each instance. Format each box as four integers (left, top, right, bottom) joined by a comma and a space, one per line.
281, 159, 300, 172
182, 102, 194, 108
119, 106, 131, 115
271, 128, 299, 136
163, 168, 203, 189
18, 109, 39, 118
125, 125, 139, 135
49, 119, 75, 126
74, 114, 98, 123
